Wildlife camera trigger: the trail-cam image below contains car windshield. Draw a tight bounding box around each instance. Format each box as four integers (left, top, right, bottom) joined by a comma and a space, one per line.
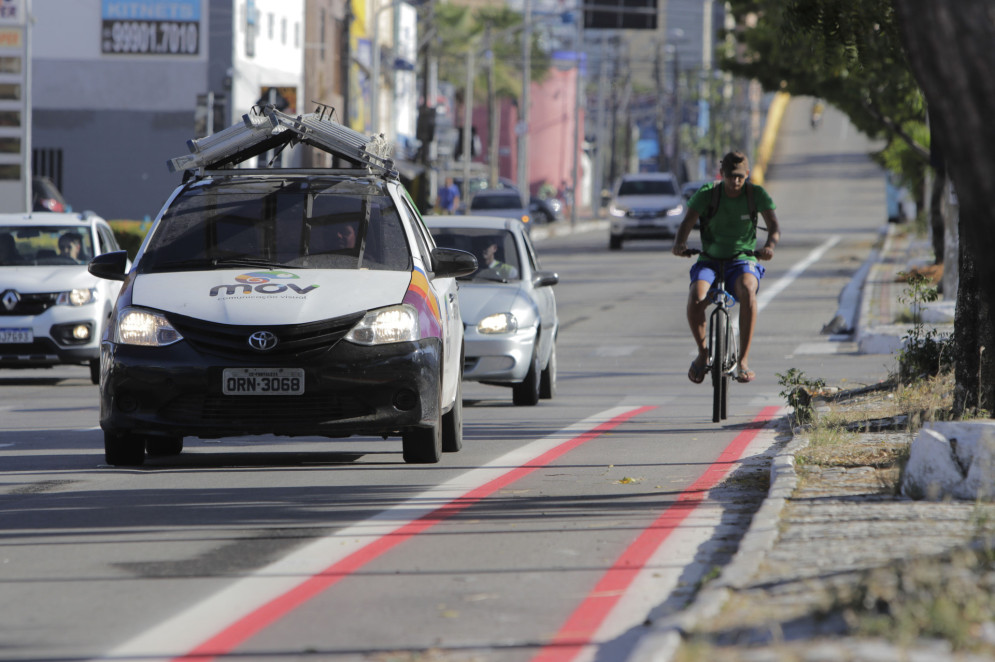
139, 178, 412, 273
0, 225, 93, 266
618, 179, 677, 196
430, 227, 521, 282
469, 193, 522, 210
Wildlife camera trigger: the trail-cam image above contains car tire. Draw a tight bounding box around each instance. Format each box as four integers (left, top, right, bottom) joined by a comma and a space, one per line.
104, 431, 146, 467
513, 348, 541, 406
146, 436, 184, 457
402, 391, 443, 463
441, 378, 462, 453
609, 235, 622, 250
540, 340, 557, 400
89, 359, 100, 385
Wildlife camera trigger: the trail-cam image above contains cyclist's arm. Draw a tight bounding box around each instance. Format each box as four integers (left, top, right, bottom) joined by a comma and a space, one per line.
755, 208, 780, 261
672, 208, 700, 257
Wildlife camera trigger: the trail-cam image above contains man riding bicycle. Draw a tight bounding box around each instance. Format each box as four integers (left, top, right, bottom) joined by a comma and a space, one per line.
671, 151, 781, 385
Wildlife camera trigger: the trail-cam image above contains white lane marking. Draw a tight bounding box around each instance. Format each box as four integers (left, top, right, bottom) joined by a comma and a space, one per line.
100, 406, 648, 662
790, 341, 858, 356
757, 235, 841, 312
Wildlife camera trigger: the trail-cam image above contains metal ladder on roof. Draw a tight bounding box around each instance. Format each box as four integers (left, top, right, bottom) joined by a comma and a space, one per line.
167, 104, 396, 177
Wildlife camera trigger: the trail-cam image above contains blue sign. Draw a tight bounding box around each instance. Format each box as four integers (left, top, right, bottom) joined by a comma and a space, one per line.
102, 0, 201, 21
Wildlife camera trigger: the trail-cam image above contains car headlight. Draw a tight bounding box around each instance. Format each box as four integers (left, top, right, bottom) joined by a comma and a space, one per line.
56, 288, 97, 306
608, 204, 627, 218
667, 204, 685, 216
115, 307, 183, 346
345, 304, 420, 345
477, 312, 518, 334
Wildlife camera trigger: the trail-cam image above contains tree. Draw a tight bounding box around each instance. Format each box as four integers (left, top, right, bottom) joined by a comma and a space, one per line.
891, 1, 995, 414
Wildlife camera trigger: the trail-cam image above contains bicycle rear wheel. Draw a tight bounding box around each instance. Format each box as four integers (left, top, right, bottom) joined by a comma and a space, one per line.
710, 309, 726, 423
720, 315, 737, 420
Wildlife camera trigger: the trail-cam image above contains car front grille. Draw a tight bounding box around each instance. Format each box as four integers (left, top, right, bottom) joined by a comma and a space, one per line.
165, 311, 367, 359
0, 292, 58, 316
163, 393, 372, 424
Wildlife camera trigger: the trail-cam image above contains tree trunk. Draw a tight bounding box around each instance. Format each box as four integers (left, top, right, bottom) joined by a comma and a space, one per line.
928, 164, 944, 265
893, 1, 995, 411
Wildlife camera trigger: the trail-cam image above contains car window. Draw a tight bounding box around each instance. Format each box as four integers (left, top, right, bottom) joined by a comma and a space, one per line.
138, 179, 412, 273
396, 188, 435, 266
97, 225, 120, 254
469, 192, 522, 210
430, 227, 520, 282
617, 179, 677, 196
0, 225, 94, 265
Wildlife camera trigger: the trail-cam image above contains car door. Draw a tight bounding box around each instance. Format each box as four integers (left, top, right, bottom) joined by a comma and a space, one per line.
521, 229, 556, 359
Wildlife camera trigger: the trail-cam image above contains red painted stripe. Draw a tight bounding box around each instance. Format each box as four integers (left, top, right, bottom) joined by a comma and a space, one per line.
531, 406, 782, 662
174, 405, 657, 662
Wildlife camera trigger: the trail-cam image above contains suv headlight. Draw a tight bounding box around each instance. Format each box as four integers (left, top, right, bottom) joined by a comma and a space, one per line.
115, 307, 183, 346
345, 304, 420, 345
56, 288, 97, 306
667, 204, 685, 216
608, 204, 627, 218
477, 312, 518, 334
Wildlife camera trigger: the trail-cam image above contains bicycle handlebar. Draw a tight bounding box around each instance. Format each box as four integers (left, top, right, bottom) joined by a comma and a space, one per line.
681, 249, 758, 260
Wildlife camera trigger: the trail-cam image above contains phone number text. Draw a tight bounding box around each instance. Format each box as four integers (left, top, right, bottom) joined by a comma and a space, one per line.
101, 20, 199, 55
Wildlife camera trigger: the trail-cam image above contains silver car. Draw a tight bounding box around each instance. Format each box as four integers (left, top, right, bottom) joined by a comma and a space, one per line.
425, 215, 558, 405
608, 172, 685, 249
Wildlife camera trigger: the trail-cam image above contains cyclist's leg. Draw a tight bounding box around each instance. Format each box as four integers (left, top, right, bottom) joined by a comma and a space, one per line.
687, 262, 717, 379
732, 265, 762, 377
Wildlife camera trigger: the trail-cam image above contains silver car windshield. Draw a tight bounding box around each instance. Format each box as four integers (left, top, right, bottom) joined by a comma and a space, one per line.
618, 179, 677, 196
430, 227, 521, 283
0, 226, 94, 266
140, 179, 413, 273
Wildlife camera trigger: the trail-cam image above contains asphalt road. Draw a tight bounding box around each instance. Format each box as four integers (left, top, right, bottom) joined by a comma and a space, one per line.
0, 99, 896, 662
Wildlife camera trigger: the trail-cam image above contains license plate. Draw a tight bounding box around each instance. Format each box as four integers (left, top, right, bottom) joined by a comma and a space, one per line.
222, 368, 305, 395
0, 328, 32, 343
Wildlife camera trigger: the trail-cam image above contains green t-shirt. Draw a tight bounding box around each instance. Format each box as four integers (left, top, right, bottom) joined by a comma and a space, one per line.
688, 182, 774, 260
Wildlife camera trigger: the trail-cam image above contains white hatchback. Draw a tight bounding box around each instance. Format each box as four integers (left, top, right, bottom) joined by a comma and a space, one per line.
0, 211, 124, 383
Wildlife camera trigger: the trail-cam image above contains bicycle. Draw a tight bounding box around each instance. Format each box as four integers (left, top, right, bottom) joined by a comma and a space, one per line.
683, 249, 757, 422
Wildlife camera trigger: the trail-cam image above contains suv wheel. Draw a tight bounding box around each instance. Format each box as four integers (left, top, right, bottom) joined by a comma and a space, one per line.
609, 235, 623, 250
104, 431, 146, 467
146, 436, 184, 457
89, 359, 100, 385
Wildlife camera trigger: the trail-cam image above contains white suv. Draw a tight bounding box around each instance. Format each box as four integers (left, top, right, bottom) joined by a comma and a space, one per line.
0, 211, 124, 383
608, 172, 685, 249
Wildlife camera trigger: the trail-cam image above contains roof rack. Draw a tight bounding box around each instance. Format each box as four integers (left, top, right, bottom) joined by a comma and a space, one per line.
167, 105, 397, 178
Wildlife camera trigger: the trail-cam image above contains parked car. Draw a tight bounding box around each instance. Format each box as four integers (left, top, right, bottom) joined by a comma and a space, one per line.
529, 196, 563, 224
425, 215, 558, 405
681, 179, 712, 201
0, 211, 125, 383
608, 172, 685, 249
467, 189, 531, 226
87, 106, 476, 466
32, 176, 69, 213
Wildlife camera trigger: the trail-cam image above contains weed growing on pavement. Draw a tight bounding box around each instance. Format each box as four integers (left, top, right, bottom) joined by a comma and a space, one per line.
776, 368, 825, 426
896, 271, 953, 383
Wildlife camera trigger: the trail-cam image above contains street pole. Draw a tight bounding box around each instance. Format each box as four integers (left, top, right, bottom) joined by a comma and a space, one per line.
570, 8, 581, 227
516, 0, 532, 197
371, 0, 380, 132
462, 49, 474, 206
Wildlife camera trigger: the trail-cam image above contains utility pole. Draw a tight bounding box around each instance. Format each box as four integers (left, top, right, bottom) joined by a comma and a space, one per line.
570, 7, 582, 226
516, 0, 532, 197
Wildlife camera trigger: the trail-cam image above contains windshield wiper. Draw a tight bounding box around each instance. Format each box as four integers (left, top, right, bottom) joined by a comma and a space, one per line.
213, 256, 295, 269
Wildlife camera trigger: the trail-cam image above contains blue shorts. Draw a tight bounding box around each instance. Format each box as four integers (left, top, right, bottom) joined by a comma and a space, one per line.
689, 259, 766, 302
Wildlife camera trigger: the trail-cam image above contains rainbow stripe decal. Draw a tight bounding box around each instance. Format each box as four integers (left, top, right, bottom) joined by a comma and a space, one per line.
402, 267, 443, 339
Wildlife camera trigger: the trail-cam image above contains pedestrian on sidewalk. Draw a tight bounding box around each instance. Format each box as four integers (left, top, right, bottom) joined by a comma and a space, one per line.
437, 177, 460, 215
672, 151, 781, 385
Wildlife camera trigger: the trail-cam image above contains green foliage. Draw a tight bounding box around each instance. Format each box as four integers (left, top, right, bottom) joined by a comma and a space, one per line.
108, 220, 150, 260
721, 0, 929, 194
433, 3, 550, 106
896, 271, 953, 383
776, 367, 826, 425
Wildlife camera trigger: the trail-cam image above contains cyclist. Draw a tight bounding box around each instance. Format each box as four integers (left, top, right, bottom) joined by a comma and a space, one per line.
671, 151, 781, 385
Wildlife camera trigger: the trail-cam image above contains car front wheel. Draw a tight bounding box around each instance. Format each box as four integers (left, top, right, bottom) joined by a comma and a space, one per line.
402, 390, 443, 463
441, 378, 462, 453
146, 436, 184, 457
540, 340, 557, 400
513, 348, 541, 406
104, 431, 146, 467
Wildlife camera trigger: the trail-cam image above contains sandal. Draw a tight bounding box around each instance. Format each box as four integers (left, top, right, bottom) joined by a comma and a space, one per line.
736, 368, 756, 383
688, 359, 707, 384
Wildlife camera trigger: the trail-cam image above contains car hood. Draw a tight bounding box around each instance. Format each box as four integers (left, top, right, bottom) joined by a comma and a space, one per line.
0, 265, 97, 293
132, 269, 414, 325
613, 193, 684, 211
457, 282, 530, 325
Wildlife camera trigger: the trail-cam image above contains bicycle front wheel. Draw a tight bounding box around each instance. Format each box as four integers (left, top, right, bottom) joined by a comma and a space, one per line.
710, 309, 727, 423
720, 314, 738, 420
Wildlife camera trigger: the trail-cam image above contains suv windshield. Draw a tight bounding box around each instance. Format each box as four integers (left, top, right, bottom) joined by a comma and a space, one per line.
0, 226, 93, 266
617, 179, 677, 196
139, 178, 413, 273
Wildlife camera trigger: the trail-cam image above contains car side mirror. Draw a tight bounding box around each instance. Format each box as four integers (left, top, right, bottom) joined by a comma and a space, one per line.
88, 250, 129, 281
533, 271, 559, 288
431, 247, 478, 279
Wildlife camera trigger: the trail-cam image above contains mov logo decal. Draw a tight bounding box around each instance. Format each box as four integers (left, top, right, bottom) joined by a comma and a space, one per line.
211, 271, 319, 297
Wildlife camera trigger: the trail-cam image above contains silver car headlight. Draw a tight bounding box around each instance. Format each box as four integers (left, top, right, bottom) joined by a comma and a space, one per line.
608, 204, 627, 218
667, 204, 685, 216
345, 304, 420, 345
57, 288, 97, 306
115, 307, 183, 346
477, 312, 518, 335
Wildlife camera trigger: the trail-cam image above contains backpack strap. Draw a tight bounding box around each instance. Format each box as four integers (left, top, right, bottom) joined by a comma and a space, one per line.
700, 181, 760, 238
